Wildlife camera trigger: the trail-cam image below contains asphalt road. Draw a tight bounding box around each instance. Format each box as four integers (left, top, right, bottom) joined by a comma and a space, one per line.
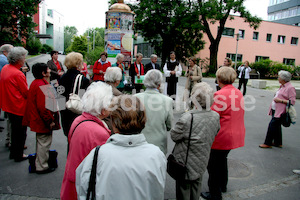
0, 54, 299, 200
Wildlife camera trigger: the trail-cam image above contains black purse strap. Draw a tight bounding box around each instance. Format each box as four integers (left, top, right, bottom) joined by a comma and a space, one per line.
185, 113, 193, 165
86, 146, 101, 200
70, 120, 97, 139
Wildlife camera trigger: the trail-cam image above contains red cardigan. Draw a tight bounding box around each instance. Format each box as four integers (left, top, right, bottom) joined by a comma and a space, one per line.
92, 60, 111, 81
211, 84, 245, 150
0, 63, 28, 116
22, 79, 60, 133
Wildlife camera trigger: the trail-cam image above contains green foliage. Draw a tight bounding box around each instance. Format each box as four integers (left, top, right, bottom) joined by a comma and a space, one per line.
64, 26, 78, 52
83, 28, 105, 50
85, 46, 105, 65
70, 36, 88, 57
250, 59, 295, 78
26, 36, 42, 55
41, 44, 53, 54
131, 0, 205, 66
197, 0, 262, 70
0, 0, 41, 45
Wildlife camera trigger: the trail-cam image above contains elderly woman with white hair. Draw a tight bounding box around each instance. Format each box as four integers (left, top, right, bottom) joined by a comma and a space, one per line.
61, 81, 113, 200
135, 69, 173, 154
260, 70, 296, 149
104, 67, 123, 96
170, 82, 220, 200
0, 47, 29, 162
112, 53, 125, 91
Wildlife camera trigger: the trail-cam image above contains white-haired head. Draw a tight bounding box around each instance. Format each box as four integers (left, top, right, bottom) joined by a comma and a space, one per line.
116, 53, 124, 62
278, 70, 292, 82
0, 44, 13, 56
7, 47, 28, 65
82, 82, 113, 116
144, 69, 163, 89
191, 82, 214, 109
104, 67, 122, 83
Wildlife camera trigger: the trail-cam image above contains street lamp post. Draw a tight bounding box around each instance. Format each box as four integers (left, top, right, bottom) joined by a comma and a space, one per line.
87, 31, 90, 54
93, 30, 95, 50
234, 33, 240, 70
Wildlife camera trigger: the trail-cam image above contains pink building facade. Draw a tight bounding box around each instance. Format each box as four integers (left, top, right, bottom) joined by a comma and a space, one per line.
196, 16, 300, 67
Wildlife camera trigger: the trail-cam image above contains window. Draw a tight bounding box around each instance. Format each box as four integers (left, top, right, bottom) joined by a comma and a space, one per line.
278, 35, 286, 44
283, 58, 295, 65
291, 37, 298, 45
255, 56, 269, 62
227, 53, 243, 62
239, 29, 245, 39
253, 32, 259, 40
222, 27, 235, 37
266, 34, 272, 42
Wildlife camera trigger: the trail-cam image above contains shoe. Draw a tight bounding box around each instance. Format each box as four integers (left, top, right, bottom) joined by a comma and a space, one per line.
36, 167, 55, 174
200, 192, 222, 200
293, 169, 300, 175
221, 187, 227, 193
14, 154, 28, 162
0, 118, 5, 121
24, 145, 27, 149
259, 144, 272, 148
0, 126, 4, 129
271, 143, 282, 148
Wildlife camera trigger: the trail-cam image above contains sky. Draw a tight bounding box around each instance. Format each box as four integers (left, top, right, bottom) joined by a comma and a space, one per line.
45, 0, 270, 35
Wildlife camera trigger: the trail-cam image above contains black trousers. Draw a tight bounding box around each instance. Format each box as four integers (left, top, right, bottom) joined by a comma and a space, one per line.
167, 81, 177, 100
238, 78, 248, 96
207, 149, 231, 198
7, 112, 27, 161
264, 110, 282, 146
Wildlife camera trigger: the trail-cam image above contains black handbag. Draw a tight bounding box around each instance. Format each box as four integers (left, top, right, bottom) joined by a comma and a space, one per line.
167, 113, 193, 181
281, 100, 292, 127
86, 146, 100, 200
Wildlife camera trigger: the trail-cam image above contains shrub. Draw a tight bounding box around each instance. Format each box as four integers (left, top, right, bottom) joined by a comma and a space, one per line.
26, 36, 42, 55
41, 44, 53, 54
85, 46, 105, 65
250, 59, 273, 78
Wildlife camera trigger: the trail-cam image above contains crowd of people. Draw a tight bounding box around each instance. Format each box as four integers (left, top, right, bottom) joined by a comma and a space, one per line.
0, 45, 297, 200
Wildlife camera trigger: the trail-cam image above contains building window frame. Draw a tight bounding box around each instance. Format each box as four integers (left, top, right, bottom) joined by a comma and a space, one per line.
255, 56, 269, 62
253, 32, 259, 40
221, 27, 235, 37
277, 35, 286, 44
283, 58, 295, 66
291, 37, 298, 45
226, 53, 243, 62
238, 29, 245, 39
266, 33, 272, 42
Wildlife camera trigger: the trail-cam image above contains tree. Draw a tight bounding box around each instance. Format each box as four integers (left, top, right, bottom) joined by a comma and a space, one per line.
64, 26, 78, 52
131, 0, 205, 66
70, 36, 87, 57
83, 27, 105, 51
197, 0, 261, 71
0, 0, 41, 45
26, 35, 42, 55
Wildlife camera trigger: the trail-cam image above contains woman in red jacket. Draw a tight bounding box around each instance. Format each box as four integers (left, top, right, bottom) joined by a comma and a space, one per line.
0, 47, 28, 162
201, 67, 245, 200
92, 52, 111, 81
23, 63, 60, 174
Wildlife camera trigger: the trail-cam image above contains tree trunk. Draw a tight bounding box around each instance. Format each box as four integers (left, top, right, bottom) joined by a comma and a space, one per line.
209, 41, 219, 73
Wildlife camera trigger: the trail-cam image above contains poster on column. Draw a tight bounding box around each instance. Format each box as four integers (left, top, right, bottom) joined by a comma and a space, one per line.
108, 13, 121, 31
120, 32, 133, 63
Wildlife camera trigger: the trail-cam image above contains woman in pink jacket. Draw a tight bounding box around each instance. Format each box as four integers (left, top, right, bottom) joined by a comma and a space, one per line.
259, 70, 296, 148
201, 67, 245, 200
60, 81, 113, 200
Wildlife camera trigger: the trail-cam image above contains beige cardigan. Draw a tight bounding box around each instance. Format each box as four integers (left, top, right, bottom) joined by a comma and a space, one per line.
183, 65, 202, 102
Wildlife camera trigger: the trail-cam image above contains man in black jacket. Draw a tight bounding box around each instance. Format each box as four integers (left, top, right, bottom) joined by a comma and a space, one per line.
145, 54, 160, 74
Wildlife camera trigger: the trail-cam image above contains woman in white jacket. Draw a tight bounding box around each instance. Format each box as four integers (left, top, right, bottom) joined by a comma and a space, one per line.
237, 61, 251, 96
76, 95, 166, 200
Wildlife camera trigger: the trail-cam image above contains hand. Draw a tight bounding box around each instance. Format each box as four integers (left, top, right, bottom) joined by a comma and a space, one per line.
189, 76, 193, 80
58, 71, 64, 76
137, 74, 140, 79
21, 67, 29, 72
274, 98, 284, 103
50, 122, 56, 129
171, 71, 175, 75
99, 70, 103, 74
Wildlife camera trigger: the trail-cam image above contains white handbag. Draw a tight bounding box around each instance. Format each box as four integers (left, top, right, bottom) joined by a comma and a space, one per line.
66, 74, 83, 114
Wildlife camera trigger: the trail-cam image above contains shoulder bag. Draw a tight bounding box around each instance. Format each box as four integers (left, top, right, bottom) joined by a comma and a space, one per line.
167, 113, 193, 181
66, 74, 83, 114
86, 146, 100, 200
281, 100, 297, 127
